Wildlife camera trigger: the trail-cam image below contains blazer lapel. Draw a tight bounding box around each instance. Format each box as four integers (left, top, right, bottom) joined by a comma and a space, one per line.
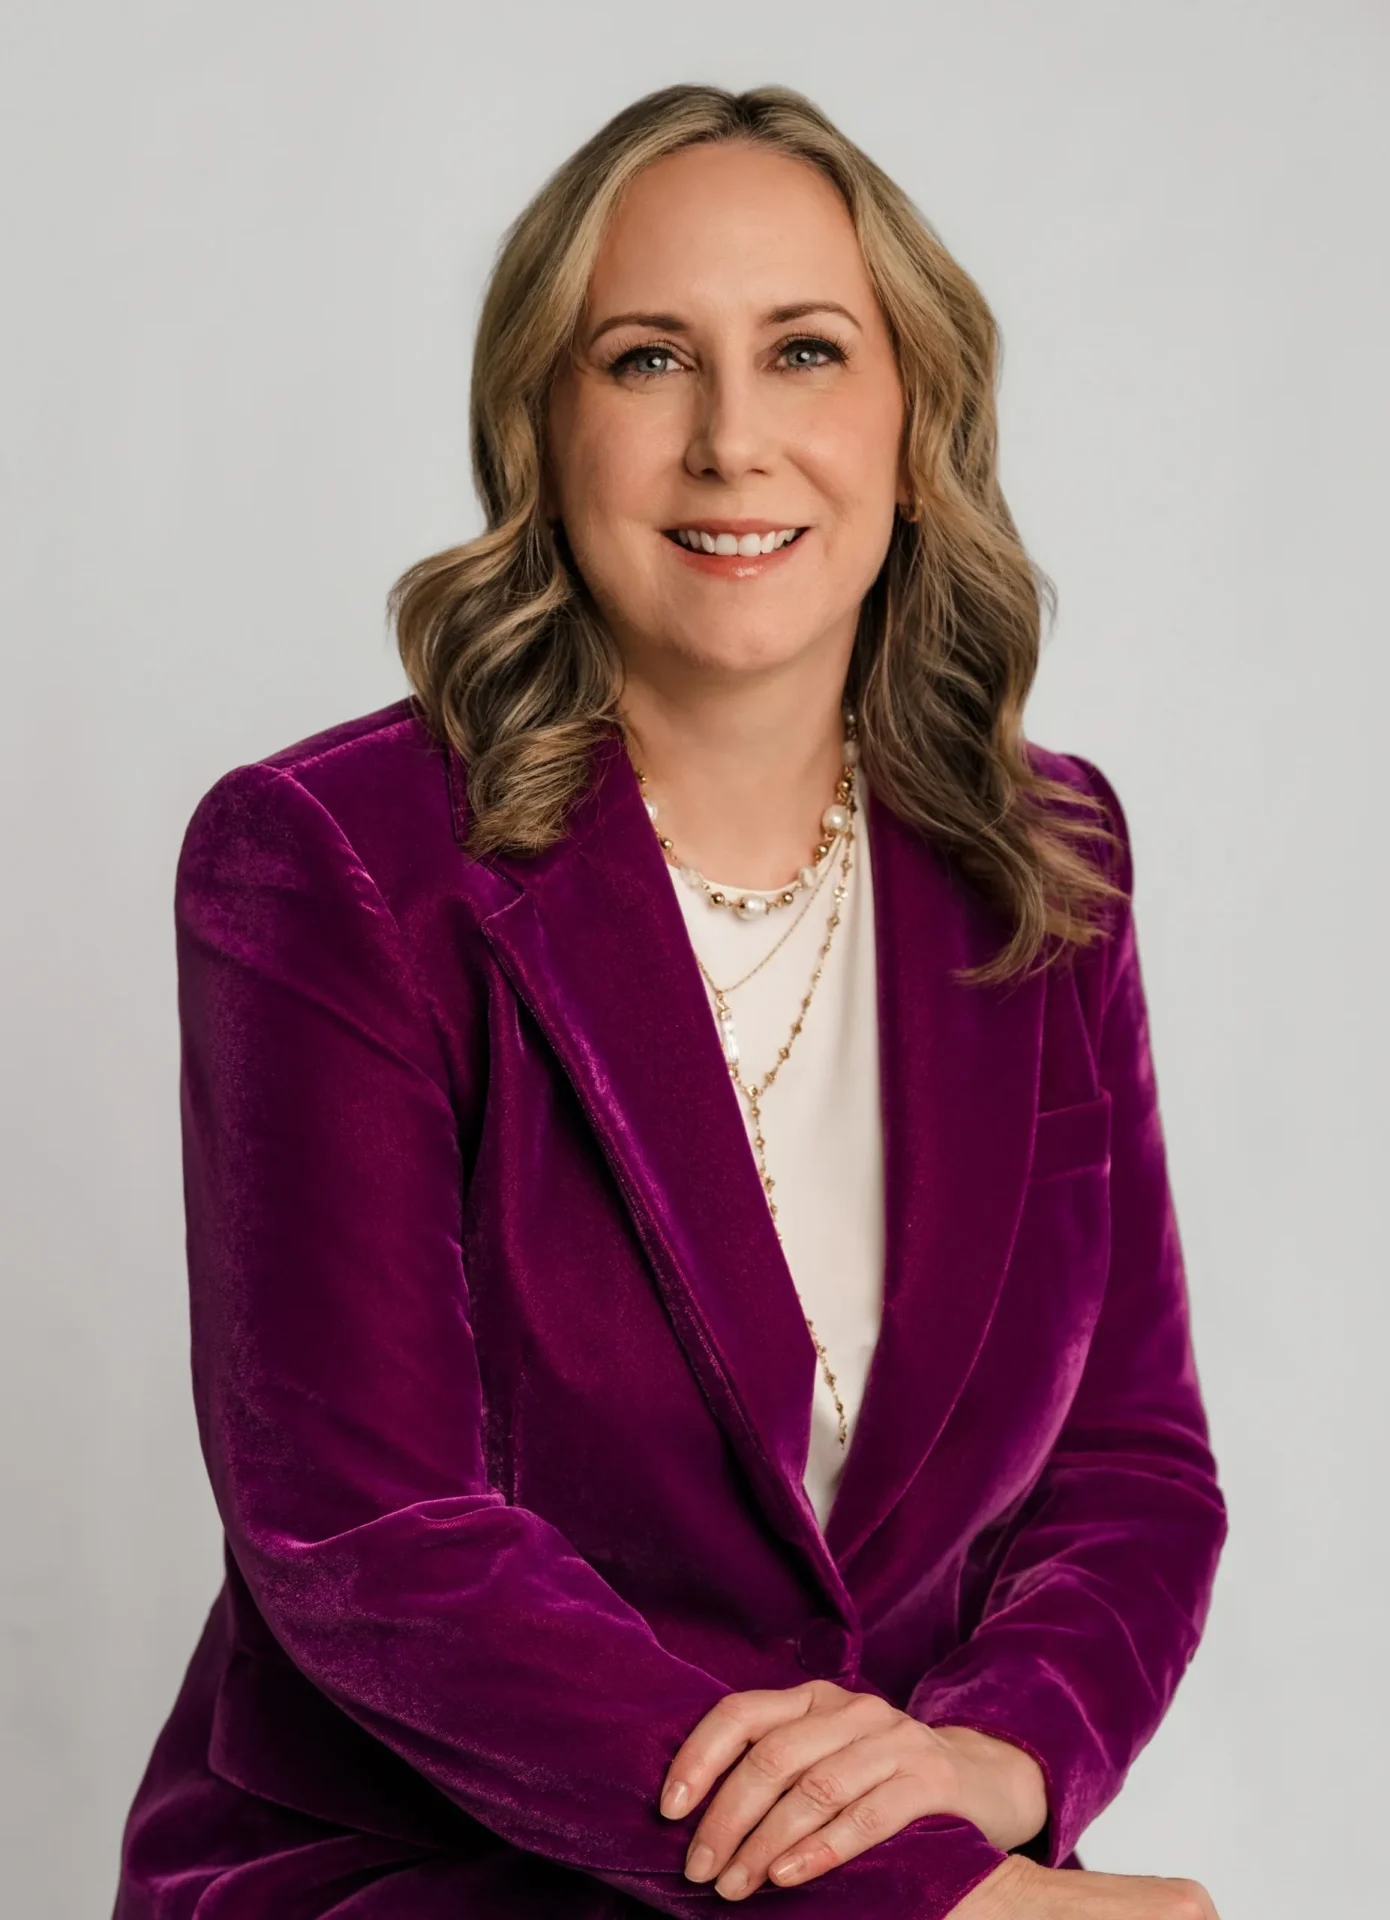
468, 731, 839, 1597
820, 793, 1045, 1567
458, 729, 1044, 1600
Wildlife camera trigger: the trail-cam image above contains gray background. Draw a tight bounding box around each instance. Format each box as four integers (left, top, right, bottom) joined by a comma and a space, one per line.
3, 2, 1386, 1913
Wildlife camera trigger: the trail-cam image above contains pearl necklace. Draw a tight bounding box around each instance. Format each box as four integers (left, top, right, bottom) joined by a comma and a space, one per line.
632, 731, 861, 1449
635, 709, 860, 918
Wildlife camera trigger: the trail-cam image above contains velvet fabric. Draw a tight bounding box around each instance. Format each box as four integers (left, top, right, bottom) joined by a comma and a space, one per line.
112, 697, 1227, 1917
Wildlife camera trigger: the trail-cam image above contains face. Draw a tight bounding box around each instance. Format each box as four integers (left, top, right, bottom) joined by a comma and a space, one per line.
544, 141, 909, 688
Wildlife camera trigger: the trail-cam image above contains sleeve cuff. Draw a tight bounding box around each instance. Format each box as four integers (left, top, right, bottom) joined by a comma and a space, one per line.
907, 1654, 1110, 1868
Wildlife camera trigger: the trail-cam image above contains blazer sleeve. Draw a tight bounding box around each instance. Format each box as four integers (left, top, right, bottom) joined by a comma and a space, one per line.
905, 754, 1229, 1867
176, 760, 1013, 1919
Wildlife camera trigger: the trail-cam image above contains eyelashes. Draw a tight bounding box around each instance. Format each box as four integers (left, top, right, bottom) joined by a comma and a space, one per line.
601, 333, 851, 381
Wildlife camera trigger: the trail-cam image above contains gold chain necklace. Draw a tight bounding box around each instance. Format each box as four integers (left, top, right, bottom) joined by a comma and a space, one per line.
695, 815, 856, 1448
636, 711, 860, 919
706, 829, 841, 997
632, 743, 861, 1450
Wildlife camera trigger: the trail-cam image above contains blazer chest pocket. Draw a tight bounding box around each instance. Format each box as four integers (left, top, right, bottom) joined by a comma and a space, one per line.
1027, 1090, 1112, 1182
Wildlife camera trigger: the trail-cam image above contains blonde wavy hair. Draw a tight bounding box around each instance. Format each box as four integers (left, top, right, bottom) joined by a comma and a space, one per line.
389, 82, 1124, 984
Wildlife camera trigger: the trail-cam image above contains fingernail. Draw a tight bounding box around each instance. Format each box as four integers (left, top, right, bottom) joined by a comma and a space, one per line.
772, 1855, 806, 1884
662, 1780, 688, 1817
685, 1844, 716, 1881
716, 1864, 749, 1897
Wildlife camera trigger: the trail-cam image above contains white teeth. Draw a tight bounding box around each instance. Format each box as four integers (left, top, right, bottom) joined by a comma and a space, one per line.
676, 527, 802, 553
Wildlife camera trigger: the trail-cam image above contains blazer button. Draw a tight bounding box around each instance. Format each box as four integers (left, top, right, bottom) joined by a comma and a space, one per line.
796, 1618, 852, 1677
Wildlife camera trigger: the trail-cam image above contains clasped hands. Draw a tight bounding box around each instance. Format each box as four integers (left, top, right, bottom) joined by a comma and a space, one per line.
659, 1678, 1047, 1901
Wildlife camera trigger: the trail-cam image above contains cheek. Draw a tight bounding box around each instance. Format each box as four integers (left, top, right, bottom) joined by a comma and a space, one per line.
797, 398, 903, 525
554, 394, 674, 523
551, 426, 668, 613
556, 438, 623, 530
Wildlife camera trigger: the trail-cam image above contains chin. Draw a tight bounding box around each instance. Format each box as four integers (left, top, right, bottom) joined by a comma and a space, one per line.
662, 620, 822, 676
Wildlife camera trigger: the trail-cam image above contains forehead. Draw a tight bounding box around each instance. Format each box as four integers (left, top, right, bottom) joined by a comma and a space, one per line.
585, 142, 875, 318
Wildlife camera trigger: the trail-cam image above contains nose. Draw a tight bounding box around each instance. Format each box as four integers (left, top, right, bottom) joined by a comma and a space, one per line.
682, 361, 777, 486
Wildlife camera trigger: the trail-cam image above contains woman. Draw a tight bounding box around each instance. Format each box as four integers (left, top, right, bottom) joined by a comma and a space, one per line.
114, 84, 1227, 1919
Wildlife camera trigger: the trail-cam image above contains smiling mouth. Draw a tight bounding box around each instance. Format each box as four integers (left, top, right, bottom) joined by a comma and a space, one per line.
663, 527, 807, 556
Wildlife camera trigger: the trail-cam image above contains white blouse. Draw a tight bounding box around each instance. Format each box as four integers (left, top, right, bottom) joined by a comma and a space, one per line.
665, 779, 886, 1532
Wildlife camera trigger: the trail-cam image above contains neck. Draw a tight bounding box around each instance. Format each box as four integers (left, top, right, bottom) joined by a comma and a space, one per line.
617, 667, 854, 891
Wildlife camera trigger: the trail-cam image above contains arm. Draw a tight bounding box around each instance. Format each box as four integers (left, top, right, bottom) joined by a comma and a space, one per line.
177, 761, 1011, 1916
906, 757, 1229, 1867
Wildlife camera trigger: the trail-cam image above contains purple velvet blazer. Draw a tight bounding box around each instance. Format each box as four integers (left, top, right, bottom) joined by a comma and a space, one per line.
114, 696, 1227, 1918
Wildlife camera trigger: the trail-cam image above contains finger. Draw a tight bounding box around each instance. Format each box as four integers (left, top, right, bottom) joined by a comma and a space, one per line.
761, 1774, 932, 1892
660, 1683, 825, 1818
681, 1693, 891, 1888
713, 1730, 906, 1898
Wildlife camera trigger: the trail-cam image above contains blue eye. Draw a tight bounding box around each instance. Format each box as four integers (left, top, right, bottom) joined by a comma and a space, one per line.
779, 336, 847, 370
607, 346, 681, 379
603, 333, 849, 380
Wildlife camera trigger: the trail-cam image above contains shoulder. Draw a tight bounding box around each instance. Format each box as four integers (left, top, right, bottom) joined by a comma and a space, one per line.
1022, 737, 1134, 902
1022, 737, 1128, 833
1019, 739, 1139, 1033
175, 695, 484, 915
244, 694, 443, 814
185, 693, 432, 803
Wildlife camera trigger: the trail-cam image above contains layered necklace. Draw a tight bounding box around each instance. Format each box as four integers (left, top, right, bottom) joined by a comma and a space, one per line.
630, 711, 861, 1449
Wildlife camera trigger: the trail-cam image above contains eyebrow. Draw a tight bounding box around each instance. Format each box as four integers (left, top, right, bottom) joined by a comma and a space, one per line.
585, 300, 864, 348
